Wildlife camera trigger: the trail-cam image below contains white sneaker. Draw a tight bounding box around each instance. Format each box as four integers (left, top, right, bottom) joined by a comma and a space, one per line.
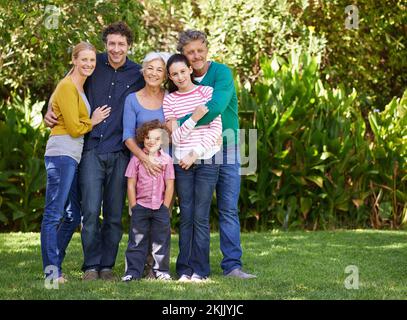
191, 273, 208, 282
178, 274, 191, 282
121, 275, 134, 282
155, 272, 172, 281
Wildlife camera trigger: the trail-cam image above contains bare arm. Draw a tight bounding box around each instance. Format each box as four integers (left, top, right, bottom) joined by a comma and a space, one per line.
127, 177, 137, 214
44, 96, 58, 128
163, 179, 174, 209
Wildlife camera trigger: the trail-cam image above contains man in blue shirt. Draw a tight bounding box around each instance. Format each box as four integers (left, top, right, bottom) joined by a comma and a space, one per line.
45, 21, 145, 281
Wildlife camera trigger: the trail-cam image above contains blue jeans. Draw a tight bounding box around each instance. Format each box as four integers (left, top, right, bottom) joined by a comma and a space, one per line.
217, 145, 243, 274
41, 156, 81, 277
175, 161, 219, 278
79, 148, 129, 271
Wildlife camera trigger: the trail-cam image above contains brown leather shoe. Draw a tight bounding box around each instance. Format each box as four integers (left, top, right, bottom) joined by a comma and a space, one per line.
99, 269, 117, 281
82, 269, 99, 281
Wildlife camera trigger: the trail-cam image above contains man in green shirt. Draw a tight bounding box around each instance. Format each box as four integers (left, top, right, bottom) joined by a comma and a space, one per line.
176, 30, 256, 279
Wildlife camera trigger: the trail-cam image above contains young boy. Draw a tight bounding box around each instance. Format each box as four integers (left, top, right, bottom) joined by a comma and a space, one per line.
122, 120, 174, 281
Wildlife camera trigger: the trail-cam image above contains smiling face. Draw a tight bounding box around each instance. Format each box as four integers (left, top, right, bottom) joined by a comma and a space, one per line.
181, 39, 209, 76
73, 49, 96, 77
105, 33, 129, 69
143, 58, 166, 88
144, 128, 162, 154
168, 61, 194, 92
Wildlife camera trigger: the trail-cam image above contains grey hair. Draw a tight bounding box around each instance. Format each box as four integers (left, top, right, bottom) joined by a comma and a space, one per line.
141, 51, 172, 73
177, 30, 209, 53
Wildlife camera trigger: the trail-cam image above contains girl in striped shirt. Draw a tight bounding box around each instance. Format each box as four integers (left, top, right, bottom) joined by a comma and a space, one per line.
163, 54, 222, 282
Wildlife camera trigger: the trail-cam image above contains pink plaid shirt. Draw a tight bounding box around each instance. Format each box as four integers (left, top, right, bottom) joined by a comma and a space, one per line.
125, 149, 175, 210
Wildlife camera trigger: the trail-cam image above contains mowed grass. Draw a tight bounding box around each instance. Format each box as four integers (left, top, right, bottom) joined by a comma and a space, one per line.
0, 230, 406, 300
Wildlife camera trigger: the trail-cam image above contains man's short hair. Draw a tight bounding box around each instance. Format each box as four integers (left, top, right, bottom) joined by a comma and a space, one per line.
102, 21, 133, 46
177, 29, 209, 53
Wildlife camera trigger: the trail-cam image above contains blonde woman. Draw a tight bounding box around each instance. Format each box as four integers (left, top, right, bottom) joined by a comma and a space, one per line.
41, 42, 110, 283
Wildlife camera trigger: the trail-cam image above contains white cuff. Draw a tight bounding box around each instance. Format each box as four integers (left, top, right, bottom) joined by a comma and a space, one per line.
192, 145, 206, 158
185, 118, 197, 129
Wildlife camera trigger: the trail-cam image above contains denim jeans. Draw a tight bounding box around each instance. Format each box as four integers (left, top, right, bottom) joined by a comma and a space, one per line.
125, 203, 171, 279
175, 160, 219, 278
79, 148, 129, 271
41, 156, 81, 277
217, 145, 243, 274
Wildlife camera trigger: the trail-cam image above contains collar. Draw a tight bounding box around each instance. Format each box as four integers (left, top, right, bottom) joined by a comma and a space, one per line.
193, 61, 212, 78
142, 147, 163, 157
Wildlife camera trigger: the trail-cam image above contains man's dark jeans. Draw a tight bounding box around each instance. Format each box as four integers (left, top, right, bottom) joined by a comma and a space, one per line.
79, 148, 129, 271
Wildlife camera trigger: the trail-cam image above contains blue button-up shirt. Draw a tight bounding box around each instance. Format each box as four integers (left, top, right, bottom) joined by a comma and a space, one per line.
83, 52, 145, 153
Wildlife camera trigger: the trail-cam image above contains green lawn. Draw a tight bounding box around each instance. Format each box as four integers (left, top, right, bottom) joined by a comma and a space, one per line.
0, 230, 406, 300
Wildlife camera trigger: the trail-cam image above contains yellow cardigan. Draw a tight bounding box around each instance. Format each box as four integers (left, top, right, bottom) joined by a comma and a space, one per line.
50, 77, 93, 138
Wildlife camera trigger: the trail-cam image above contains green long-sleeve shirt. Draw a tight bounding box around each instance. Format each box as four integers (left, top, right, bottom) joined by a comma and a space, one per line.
178, 61, 239, 146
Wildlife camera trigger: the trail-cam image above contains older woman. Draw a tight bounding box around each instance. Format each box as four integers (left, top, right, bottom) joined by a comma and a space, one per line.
123, 52, 171, 174
122, 51, 171, 278
41, 41, 110, 284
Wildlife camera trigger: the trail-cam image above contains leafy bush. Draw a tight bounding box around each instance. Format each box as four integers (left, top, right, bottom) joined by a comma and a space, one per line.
368, 91, 407, 228
238, 51, 406, 230
0, 94, 48, 231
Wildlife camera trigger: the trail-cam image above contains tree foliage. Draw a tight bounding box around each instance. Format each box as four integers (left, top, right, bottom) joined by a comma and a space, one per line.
0, 0, 405, 231
0, 0, 145, 104
300, 0, 407, 109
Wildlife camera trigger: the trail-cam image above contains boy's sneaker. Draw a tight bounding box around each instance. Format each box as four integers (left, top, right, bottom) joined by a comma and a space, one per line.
191, 273, 208, 283
121, 275, 134, 282
155, 272, 172, 281
178, 274, 191, 282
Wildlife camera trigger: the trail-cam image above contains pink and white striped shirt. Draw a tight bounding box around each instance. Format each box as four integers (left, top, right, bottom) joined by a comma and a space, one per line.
163, 85, 222, 160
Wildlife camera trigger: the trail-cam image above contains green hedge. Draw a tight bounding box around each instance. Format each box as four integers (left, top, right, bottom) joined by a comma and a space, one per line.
237, 51, 406, 230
